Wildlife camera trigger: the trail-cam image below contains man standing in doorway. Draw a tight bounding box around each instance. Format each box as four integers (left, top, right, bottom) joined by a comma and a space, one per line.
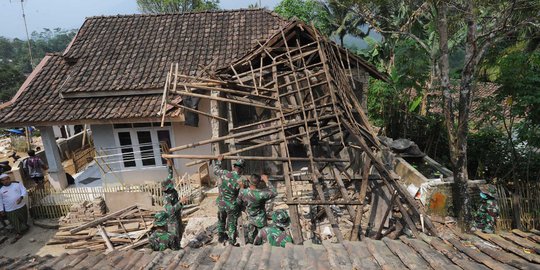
23, 150, 48, 188
237, 174, 277, 244
213, 155, 246, 246
0, 174, 29, 243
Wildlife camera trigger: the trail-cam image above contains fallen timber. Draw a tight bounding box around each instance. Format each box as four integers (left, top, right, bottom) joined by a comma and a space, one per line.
160, 20, 437, 244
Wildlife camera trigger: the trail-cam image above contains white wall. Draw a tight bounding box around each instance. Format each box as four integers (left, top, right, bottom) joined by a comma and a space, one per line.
171, 98, 214, 174
89, 98, 214, 184
91, 124, 169, 185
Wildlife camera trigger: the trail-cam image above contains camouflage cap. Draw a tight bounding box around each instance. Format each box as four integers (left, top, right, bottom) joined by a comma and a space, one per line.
233, 159, 245, 168
161, 179, 175, 191
272, 209, 290, 228
154, 211, 169, 227
479, 184, 497, 199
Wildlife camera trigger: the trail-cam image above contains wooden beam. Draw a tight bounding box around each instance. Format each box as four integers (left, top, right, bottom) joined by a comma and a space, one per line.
168, 103, 227, 122
285, 200, 362, 205
70, 205, 138, 234
170, 89, 279, 111
351, 156, 371, 241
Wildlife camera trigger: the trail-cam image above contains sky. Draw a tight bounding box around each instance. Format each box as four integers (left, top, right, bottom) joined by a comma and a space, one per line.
0, 0, 281, 39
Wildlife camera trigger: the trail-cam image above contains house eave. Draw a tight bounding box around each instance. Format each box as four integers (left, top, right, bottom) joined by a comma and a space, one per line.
0, 116, 184, 128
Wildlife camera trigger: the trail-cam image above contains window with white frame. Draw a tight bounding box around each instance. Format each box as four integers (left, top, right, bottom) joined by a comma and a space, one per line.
112, 122, 173, 169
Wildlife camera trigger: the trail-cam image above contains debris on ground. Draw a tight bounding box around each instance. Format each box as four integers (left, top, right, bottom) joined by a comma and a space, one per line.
48, 205, 155, 252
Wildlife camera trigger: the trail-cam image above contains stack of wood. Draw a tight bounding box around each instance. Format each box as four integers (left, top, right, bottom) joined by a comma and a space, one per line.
48, 205, 155, 252
59, 197, 107, 225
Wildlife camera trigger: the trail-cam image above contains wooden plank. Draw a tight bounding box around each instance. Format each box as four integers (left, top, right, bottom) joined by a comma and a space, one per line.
332, 167, 356, 218
258, 244, 272, 270
420, 234, 489, 270
165, 250, 186, 270
70, 205, 138, 234
351, 157, 371, 241
512, 229, 540, 244
445, 237, 516, 270
342, 241, 381, 270
97, 225, 114, 252
453, 231, 536, 270
382, 238, 431, 269
400, 236, 461, 270
117, 238, 149, 251
474, 231, 540, 264
322, 242, 353, 270
365, 238, 408, 269
500, 232, 540, 253
211, 245, 232, 270
272, 63, 303, 244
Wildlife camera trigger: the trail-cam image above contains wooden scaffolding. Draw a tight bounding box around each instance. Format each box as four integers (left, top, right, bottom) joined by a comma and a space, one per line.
159, 21, 438, 244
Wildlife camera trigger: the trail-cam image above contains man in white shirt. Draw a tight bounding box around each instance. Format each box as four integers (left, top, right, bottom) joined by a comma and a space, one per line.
0, 173, 29, 243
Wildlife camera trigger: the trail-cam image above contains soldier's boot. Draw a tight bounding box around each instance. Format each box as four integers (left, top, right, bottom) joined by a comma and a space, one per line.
228, 239, 239, 247
218, 232, 228, 243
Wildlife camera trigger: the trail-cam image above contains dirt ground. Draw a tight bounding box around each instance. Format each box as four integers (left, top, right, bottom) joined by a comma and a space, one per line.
0, 220, 66, 258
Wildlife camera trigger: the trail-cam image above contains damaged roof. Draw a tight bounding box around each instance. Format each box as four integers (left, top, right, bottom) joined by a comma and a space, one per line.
0, 9, 385, 127
2, 231, 539, 269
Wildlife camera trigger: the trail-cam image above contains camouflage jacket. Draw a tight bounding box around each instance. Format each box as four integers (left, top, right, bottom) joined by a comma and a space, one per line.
213, 160, 245, 210
237, 183, 277, 227
477, 199, 499, 217
254, 226, 292, 248
163, 166, 179, 205
164, 200, 183, 237
149, 231, 180, 251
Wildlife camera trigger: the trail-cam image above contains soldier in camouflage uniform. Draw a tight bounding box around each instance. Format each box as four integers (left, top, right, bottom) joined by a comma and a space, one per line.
161, 159, 179, 206
254, 209, 293, 247
149, 211, 180, 251
472, 184, 499, 234
213, 155, 247, 245
164, 194, 188, 243
237, 174, 277, 244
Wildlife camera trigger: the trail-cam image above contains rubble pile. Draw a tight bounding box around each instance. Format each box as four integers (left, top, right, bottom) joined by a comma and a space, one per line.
49, 205, 155, 252
59, 197, 107, 225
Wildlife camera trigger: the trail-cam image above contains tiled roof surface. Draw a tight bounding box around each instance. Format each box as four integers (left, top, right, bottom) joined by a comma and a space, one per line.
0, 9, 288, 126
60, 10, 288, 95
426, 82, 500, 115
2, 232, 539, 270
0, 55, 168, 125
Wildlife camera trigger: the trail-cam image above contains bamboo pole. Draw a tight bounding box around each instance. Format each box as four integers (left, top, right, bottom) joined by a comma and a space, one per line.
168, 114, 338, 152
168, 102, 227, 122
272, 64, 304, 244
170, 89, 279, 111
351, 156, 371, 241
162, 154, 347, 163
173, 81, 276, 100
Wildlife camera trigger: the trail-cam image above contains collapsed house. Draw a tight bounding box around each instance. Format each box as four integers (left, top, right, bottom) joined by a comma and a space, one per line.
158, 18, 438, 242
0, 8, 436, 242
0, 9, 383, 190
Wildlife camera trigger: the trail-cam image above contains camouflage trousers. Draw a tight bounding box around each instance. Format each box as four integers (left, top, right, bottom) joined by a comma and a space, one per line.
472, 213, 496, 233
217, 207, 239, 243
245, 223, 264, 244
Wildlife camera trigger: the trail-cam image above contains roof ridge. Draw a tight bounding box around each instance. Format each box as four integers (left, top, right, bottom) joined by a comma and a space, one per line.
84, 8, 283, 20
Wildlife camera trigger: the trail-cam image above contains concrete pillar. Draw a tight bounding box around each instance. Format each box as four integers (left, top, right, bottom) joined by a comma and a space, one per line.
38, 126, 68, 190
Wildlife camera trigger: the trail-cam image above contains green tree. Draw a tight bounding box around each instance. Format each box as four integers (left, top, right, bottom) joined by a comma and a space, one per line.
0, 64, 25, 101
0, 28, 76, 101
351, 0, 539, 228
320, 0, 369, 46
274, 0, 331, 35
136, 0, 219, 14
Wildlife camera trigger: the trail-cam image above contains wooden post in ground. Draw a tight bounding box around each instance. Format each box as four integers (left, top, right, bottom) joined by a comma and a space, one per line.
272, 64, 303, 244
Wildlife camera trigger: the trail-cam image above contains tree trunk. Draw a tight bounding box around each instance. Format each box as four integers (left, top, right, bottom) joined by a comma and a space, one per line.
436, 2, 457, 164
